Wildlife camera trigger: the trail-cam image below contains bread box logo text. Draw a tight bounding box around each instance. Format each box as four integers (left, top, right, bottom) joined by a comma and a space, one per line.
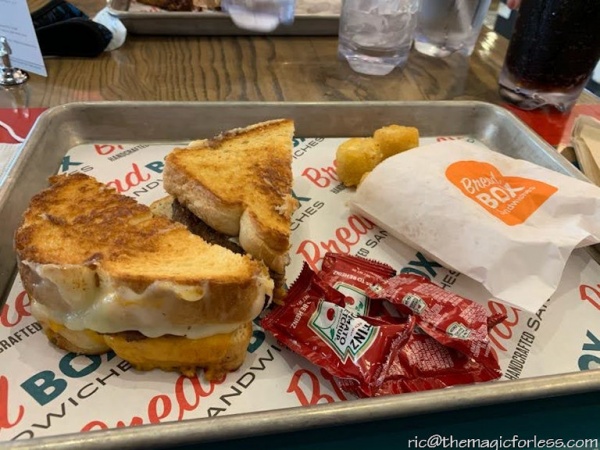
4, 325, 276, 440
445, 161, 557, 226
6, 352, 129, 440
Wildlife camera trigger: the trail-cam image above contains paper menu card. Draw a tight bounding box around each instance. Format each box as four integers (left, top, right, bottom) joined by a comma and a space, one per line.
0, 0, 46, 76
2, 136, 600, 442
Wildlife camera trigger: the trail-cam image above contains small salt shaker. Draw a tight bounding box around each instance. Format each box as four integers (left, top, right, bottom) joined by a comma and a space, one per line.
0, 37, 29, 87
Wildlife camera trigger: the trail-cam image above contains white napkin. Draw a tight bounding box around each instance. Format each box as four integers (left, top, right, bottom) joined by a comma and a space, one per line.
94, 8, 128, 51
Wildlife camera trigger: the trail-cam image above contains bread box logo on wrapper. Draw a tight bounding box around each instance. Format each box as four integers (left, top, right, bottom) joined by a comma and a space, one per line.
308, 301, 376, 362
445, 161, 558, 225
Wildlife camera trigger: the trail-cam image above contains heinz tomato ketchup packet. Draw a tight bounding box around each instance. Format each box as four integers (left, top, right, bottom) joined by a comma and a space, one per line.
366, 273, 504, 374
351, 141, 600, 312
262, 261, 504, 398
319, 252, 396, 317
261, 264, 414, 398
338, 329, 502, 397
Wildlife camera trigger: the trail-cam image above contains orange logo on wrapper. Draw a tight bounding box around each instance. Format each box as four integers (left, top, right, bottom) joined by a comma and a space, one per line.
445, 161, 558, 226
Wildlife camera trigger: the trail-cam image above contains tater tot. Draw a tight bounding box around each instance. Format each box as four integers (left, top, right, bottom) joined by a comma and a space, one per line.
336, 138, 382, 187
358, 171, 372, 186
373, 125, 419, 160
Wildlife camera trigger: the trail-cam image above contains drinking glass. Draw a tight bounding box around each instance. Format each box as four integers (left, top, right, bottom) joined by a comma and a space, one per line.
338, 0, 419, 76
221, 0, 296, 33
414, 0, 492, 57
498, 0, 600, 112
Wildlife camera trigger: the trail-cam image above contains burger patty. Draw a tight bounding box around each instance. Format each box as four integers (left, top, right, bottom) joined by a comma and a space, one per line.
172, 199, 244, 254
111, 330, 148, 342
171, 199, 286, 302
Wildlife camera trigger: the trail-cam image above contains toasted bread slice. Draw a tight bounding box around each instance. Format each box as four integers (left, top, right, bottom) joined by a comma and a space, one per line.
151, 195, 244, 254
163, 119, 297, 275
39, 318, 252, 380
15, 173, 272, 315
151, 195, 288, 303
103, 322, 252, 380
15, 173, 272, 336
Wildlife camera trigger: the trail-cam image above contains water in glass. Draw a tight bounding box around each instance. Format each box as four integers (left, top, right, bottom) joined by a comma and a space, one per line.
414, 0, 491, 57
221, 0, 296, 33
338, 0, 419, 76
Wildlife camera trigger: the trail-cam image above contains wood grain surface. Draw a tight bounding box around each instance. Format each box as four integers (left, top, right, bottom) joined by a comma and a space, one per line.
3, 0, 599, 108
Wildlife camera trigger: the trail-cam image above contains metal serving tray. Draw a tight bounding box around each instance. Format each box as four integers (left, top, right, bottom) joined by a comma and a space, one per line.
107, 0, 339, 35
2, 101, 600, 450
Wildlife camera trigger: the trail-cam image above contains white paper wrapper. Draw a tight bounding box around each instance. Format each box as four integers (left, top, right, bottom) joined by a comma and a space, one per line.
351, 141, 600, 313
2, 135, 600, 443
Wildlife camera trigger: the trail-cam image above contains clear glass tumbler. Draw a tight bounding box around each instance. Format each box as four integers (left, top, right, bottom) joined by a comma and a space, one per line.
221, 0, 296, 33
414, 0, 492, 57
338, 0, 419, 76
498, 0, 600, 112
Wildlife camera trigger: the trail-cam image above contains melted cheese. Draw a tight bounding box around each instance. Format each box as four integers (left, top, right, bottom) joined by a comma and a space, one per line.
25, 261, 269, 339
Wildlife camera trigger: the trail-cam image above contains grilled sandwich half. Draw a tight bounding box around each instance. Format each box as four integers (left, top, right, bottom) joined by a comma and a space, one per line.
14, 173, 273, 380
162, 119, 297, 302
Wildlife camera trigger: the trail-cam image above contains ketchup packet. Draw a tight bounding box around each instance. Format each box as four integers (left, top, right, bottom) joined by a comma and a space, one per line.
319, 252, 396, 317
366, 273, 505, 374
338, 329, 501, 396
263, 257, 505, 398
261, 264, 414, 398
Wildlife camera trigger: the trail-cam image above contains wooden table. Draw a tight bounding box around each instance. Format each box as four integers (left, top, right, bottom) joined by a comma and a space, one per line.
3, 0, 598, 109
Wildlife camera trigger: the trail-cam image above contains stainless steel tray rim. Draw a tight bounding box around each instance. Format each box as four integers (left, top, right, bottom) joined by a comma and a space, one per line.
1, 100, 596, 449
5, 368, 600, 450
106, 6, 338, 19
106, 0, 340, 35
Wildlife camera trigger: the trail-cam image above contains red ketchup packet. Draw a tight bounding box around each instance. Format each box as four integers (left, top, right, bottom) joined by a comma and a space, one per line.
366, 273, 505, 375
261, 264, 414, 398
263, 255, 506, 398
319, 252, 397, 317
337, 329, 501, 397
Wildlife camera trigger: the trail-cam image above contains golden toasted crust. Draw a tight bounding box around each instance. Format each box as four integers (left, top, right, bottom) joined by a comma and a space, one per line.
41, 319, 110, 354
149, 195, 175, 219
104, 323, 252, 380
151, 195, 289, 304
163, 119, 297, 274
39, 318, 251, 380
16, 173, 263, 283
14, 173, 273, 325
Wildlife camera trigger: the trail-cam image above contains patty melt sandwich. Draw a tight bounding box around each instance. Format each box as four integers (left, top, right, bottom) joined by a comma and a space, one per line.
161, 119, 297, 302
14, 173, 273, 380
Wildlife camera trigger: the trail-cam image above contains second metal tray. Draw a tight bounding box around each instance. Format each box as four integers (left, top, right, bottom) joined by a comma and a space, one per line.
107, 0, 340, 35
